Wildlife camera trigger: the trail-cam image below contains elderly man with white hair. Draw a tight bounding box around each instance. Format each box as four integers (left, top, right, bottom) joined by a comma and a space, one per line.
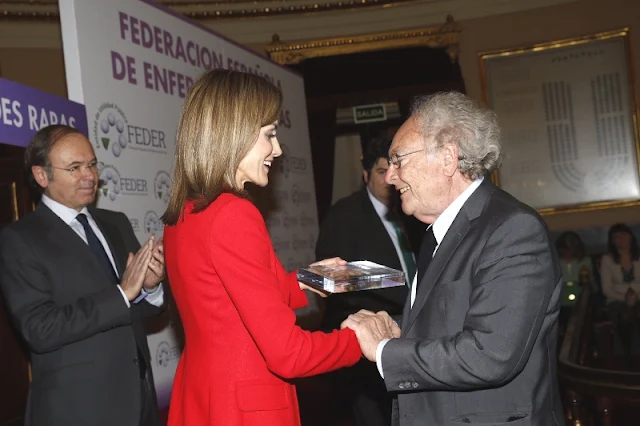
342, 92, 565, 426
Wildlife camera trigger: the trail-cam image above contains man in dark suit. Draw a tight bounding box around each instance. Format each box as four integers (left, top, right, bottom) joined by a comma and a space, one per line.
315, 137, 414, 426
0, 125, 166, 426
342, 92, 565, 426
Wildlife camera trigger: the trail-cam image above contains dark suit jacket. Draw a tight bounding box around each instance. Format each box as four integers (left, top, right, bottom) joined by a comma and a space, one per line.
0, 203, 164, 426
316, 188, 410, 331
381, 180, 565, 426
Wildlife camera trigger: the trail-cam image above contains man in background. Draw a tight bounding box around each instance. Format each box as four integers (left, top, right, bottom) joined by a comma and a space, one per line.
315, 136, 416, 426
0, 125, 166, 426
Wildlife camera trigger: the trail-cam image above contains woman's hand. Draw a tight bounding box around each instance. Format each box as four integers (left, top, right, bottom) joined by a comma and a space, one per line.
298, 282, 330, 298
299, 258, 347, 298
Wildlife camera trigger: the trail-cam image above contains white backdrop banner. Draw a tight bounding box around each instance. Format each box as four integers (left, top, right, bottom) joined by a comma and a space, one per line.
59, 0, 319, 408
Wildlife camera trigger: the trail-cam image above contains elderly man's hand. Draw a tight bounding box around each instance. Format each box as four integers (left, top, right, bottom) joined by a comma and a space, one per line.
341, 310, 400, 361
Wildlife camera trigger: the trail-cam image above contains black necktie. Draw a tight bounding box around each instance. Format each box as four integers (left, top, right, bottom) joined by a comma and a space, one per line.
76, 213, 119, 284
417, 227, 437, 286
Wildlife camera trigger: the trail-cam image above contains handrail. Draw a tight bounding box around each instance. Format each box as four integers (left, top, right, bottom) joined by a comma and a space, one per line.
558, 285, 640, 400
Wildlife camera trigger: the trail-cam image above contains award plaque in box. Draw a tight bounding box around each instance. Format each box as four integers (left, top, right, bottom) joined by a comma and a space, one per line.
297, 261, 405, 293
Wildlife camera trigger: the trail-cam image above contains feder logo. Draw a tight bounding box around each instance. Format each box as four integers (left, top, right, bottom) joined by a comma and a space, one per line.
278, 143, 308, 179
279, 143, 291, 178
144, 211, 163, 238
155, 341, 180, 368
93, 102, 168, 157
300, 212, 315, 228
93, 104, 128, 157
154, 171, 171, 204
291, 185, 311, 206
283, 213, 299, 229
99, 164, 121, 202
98, 163, 149, 201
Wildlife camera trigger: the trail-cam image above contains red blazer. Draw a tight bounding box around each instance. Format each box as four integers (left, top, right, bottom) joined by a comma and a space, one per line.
164, 193, 362, 426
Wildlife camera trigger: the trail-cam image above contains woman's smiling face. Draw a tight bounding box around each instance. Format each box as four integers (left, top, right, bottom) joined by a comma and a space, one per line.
236, 122, 281, 188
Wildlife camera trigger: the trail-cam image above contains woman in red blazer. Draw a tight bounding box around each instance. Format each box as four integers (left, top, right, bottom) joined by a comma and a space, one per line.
162, 70, 363, 426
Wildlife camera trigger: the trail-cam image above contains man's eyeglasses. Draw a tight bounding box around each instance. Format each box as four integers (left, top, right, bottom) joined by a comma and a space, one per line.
387, 149, 424, 169
49, 161, 98, 178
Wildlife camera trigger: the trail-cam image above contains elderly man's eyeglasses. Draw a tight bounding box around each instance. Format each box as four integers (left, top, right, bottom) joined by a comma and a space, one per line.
387, 149, 424, 169
49, 161, 98, 178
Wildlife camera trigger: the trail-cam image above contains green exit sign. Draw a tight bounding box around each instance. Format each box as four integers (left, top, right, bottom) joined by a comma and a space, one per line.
353, 104, 387, 124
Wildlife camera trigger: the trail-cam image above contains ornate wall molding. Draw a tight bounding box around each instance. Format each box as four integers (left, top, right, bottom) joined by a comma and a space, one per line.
0, 0, 439, 21
0, 0, 579, 48
267, 15, 460, 64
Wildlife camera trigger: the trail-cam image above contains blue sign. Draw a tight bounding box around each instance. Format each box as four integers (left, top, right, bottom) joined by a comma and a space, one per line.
0, 77, 88, 148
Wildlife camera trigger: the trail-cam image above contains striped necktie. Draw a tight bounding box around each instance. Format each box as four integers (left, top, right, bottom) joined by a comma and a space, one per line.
388, 212, 417, 285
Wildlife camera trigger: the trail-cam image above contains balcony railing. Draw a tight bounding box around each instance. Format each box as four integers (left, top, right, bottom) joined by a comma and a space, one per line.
558, 286, 640, 425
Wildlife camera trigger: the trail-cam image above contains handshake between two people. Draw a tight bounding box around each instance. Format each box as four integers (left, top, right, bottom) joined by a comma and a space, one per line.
296, 256, 401, 362
341, 309, 401, 362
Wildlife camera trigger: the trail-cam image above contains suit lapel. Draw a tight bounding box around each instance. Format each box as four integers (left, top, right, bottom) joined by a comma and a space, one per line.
90, 208, 127, 278
402, 179, 496, 333
400, 283, 413, 331
403, 214, 470, 333
36, 203, 111, 286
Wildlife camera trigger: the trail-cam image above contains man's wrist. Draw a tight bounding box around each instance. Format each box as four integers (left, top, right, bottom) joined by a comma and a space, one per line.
376, 338, 391, 378
117, 285, 132, 308
143, 283, 161, 294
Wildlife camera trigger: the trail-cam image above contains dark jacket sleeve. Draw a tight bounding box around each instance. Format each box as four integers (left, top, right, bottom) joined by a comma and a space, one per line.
0, 227, 132, 354
315, 200, 357, 262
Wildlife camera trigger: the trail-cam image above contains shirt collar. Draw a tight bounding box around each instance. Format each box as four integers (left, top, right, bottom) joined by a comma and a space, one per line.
366, 187, 390, 220
41, 194, 90, 225
431, 177, 484, 245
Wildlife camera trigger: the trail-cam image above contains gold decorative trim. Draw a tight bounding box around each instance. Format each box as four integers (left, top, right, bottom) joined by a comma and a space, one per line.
267, 15, 460, 65
480, 29, 640, 216
166, 0, 396, 4
10, 181, 18, 222
0, 0, 436, 21
176, 0, 436, 20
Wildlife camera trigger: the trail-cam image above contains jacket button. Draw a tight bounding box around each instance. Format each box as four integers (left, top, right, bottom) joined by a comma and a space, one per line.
133, 357, 139, 365
412, 382, 418, 388
398, 383, 405, 389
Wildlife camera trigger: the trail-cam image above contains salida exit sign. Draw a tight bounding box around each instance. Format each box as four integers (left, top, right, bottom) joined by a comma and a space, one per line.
353, 103, 387, 124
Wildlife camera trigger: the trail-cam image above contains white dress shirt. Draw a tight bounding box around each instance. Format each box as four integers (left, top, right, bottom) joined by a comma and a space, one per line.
367, 188, 415, 284
375, 177, 484, 377
41, 194, 164, 307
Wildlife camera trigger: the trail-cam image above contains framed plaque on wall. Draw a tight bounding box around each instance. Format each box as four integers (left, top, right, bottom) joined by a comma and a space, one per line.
479, 29, 640, 214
